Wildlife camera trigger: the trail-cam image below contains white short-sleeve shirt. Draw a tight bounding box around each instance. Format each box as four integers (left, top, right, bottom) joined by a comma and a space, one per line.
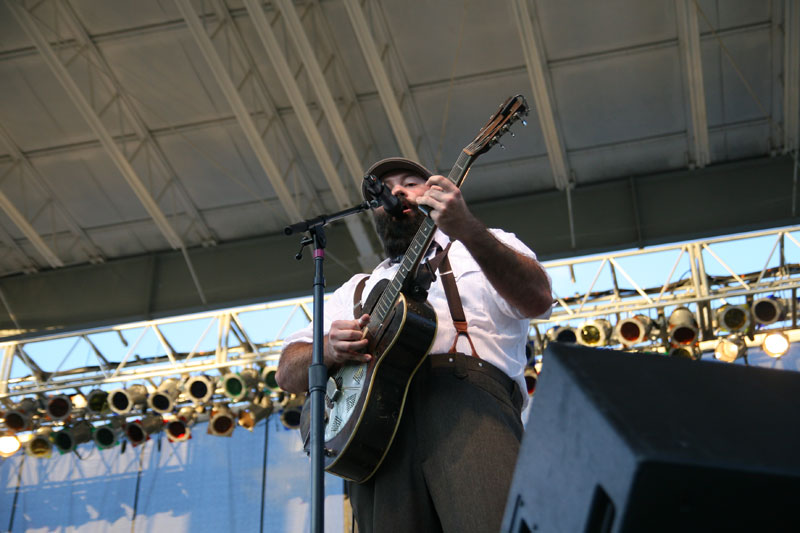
283, 228, 550, 408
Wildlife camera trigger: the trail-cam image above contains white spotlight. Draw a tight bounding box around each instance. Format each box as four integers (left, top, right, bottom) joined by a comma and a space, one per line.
0, 433, 21, 458
714, 336, 746, 363
762, 331, 790, 358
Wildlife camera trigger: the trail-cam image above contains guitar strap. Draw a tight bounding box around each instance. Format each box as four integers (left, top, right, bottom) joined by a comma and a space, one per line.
353, 243, 480, 359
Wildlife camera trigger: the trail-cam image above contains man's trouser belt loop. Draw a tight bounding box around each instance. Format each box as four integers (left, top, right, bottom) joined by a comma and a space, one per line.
453, 352, 468, 379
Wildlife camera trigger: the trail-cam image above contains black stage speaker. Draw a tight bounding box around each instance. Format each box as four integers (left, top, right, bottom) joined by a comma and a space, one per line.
502, 343, 800, 533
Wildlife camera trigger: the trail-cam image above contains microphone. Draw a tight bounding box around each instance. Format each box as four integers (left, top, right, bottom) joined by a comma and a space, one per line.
363, 174, 405, 218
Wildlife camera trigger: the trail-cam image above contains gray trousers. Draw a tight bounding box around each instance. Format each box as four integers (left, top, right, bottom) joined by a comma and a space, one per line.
348, 352, 524, 533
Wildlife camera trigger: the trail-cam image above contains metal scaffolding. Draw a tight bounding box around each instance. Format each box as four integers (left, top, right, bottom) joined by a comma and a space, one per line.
2, 224, 800, 402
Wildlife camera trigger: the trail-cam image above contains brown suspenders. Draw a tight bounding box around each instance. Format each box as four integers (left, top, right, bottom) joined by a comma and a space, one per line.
353, 243, 479, 358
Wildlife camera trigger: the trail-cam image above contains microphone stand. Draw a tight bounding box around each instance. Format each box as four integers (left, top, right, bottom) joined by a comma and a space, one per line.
285, 200, 377, 533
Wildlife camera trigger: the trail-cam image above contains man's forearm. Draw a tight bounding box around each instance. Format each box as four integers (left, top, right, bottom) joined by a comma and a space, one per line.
459, 219, 552, 318
275, 341, 314, 394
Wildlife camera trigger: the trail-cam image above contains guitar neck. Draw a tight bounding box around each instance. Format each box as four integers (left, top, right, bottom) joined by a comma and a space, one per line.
371, 151, 475, 323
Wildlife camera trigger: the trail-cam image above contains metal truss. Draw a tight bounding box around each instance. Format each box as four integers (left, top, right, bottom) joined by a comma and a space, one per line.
3, 225, 800, 401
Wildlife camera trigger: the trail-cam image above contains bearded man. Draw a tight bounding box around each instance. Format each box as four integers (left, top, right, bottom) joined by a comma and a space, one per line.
276, 157, 552, 533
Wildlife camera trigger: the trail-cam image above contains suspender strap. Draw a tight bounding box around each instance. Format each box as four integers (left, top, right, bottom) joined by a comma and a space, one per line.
437, 253, 480, 358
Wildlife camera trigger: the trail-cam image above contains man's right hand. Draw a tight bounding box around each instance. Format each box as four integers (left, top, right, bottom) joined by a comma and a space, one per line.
325, 313, 373, 368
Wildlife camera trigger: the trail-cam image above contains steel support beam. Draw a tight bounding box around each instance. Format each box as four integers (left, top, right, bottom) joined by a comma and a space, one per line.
273, 0, 365, 188
512, 0, 571, 190
784, 0, 800, 153
56, 0, 216, 246
343, 0, 420, 162
675, 0, 710, 168
242, 0, 378, 266
175, 0, 304, 223
0, 122, 103, 264
8, 0, 185, 251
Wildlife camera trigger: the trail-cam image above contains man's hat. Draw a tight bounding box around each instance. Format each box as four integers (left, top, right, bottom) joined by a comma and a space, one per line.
361, 157, 433, 202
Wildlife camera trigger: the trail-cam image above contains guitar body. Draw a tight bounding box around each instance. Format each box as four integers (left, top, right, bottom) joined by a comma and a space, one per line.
306, 278, 437, 483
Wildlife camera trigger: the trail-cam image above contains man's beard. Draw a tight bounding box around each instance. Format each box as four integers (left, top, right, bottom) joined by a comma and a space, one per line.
373, 205, 424, 260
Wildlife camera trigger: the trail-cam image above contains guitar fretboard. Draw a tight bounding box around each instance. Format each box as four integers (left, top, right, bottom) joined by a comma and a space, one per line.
371, 151, 475, 324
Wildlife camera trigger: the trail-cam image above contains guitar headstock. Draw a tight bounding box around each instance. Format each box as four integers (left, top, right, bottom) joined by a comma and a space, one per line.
466, 95, 529, 157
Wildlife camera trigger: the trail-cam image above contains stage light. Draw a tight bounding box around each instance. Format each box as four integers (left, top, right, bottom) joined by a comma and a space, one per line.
222, 368, 259, 401
70, 393, 87, 410
668, 307, 699, 345
147, 378, 180, 414
578, 319, 612, 347
184, 375, 215, 405
238, 397, 274, 431
0, 433, 21, 458
166, 407, 197, 442
86, 389, 109, 415
108, 384, 147, 415
669, 345, 700, 360
615, 315, 653, 347
545, 326, 577, 344
93, 419, 123, 450
46, 394, 72, 421
5, 398, 37, 433
208, 404, 235, 437
716, 304, 751, 333
25, 428, 53, 458
762, 332, 790, 358
125, 414, 163, 446
752, 297, 788, 325
714, 336, 746, 363
261, 367, 282, 393
279, 395, 305, 430
53, 421, 93, 454
523, 366, 538, 396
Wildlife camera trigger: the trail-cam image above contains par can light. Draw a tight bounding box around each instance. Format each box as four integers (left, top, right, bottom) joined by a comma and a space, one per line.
184, 375, 215, 405
752, 297, 788, 325
668, 307, 699, 346
86, 389, 109, 415
46, 394, 73, 421
762, 331, 790, 358
714, 336, 747, 363
109, 384, 147, 415
93, 419, 123, 450
222, 368, 259, 401
208, 404, 235, 437
53, 421, 93, 454
616, 315, 653, 347
5, 398, 37, 433
0, 433, 21, 458
716, 304, 751, 333
126, 414, 163, 446
546, 326, 577, 344
147, 378, 180, 414
578, 319, 612, 347
26, 428, 53, 458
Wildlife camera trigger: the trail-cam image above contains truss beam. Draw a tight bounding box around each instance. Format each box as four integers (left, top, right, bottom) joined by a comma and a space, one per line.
242, 0, 378, 266
343, 0, 420, 162
675, 0, 710, 168
512, 0, 571, 190
8, 1, 185, 251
